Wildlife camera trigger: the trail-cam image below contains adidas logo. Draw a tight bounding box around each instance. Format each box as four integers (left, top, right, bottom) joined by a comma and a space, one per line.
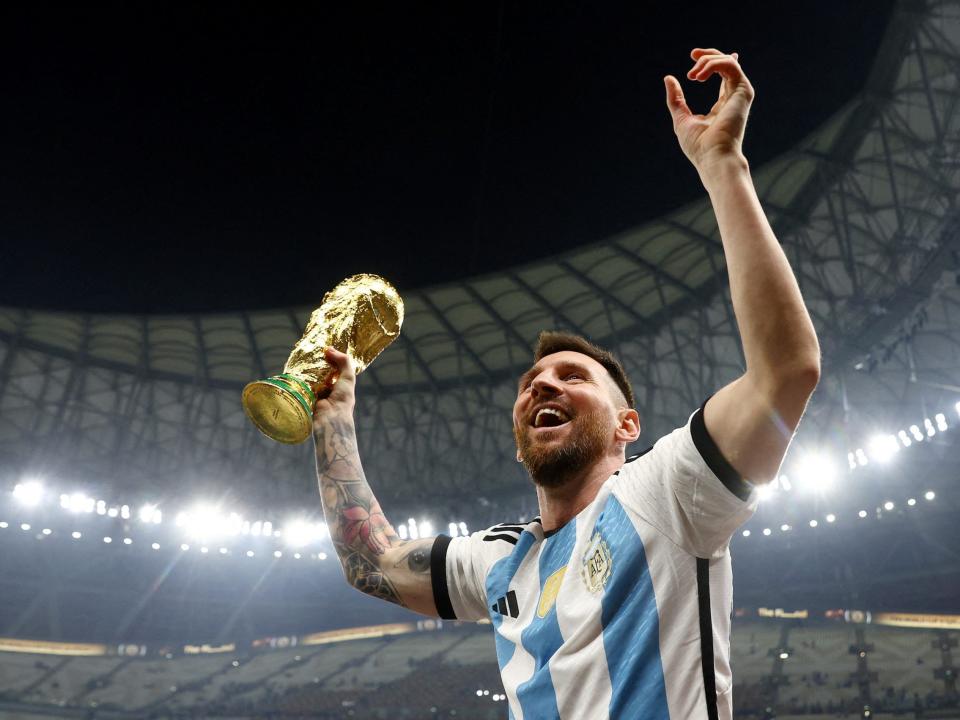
492, 590, 519, 618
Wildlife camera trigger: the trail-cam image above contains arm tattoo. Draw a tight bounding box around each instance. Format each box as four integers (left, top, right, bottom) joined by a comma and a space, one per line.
314, 412, 410, 606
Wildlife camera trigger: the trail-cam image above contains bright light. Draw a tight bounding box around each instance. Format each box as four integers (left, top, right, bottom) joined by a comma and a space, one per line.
476, 690, 483, 697
262, 521, 273, 537
318, 552, 328, 560
123, 537, 132, 545
107, 507, 119, 518
762, 528, 772, 536
756, 484, 776, 502
65, 493, 95, 513
867, 434, 899, 463
419, 520, 433, 537
200, 547, 209, 554
809, 520, 818, 528
13, 481, 43, 506
398, 524, 408, 540
407, 518, 420, 540
858, 510, 868, 518
825, 513, 836, 523
925, 490, 936, 501
41, 528, 51, 535
177, 505, 243, 540
180, 543, 190, 551
935, 413, 948, 431
459, 521, 469, 535
855, 448, 868, 467
0, 522, 9, 529
847, 452, 856, 470
152, 543, 160, 550
251, 520, 262, 537
779, 652, 789, 660
284, 520, 324, 548
71, 531, 82, 539
20, 523, 31, 531
294, 552, 301, 559
898, 430, 912, 447
883, 501, 894, 511
780, 524, 790, 532
120, 505, 131, 520
448, 522, 459, 537
139, 504, 162, 524
274, 550, 282, 558
246, 550, 255, 557
909, 425, 924, 442
907, 498, 916, 506
794, 453, 836, 494
924, 418, 936, 437
742, 530, 751, 537
103, 536, 112, 543
955, 401, 960, 418
96, 500, 106, 515
219, 547, 228, 555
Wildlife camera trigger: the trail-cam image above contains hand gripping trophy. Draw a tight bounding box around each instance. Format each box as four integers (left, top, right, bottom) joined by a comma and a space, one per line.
241, 274, 404, 444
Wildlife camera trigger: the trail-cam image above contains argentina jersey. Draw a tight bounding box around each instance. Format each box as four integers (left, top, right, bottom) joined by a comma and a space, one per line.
430, 401, 758, 720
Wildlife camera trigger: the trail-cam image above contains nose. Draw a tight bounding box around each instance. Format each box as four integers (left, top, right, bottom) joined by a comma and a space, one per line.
530, 372, 560, 398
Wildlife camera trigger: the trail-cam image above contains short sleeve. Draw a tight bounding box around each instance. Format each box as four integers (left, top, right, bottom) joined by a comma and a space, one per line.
430, 526, 516, 622
611, 398, 759, 559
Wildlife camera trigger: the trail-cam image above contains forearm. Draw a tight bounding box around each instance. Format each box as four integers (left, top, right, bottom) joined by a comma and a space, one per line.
700, 155, 820, 384
314, 410, 411, 604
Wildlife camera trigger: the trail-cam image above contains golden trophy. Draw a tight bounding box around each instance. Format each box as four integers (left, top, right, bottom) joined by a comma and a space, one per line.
241, 274, 404, 444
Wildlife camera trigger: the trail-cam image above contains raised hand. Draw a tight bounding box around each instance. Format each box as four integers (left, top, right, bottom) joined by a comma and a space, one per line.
664, 48, 755, 175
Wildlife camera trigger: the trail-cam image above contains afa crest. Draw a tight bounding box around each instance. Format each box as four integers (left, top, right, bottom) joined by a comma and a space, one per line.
581, 531, 612, 593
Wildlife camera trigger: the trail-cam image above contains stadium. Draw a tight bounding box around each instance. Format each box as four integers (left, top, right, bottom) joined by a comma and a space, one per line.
1, 1, 959, 719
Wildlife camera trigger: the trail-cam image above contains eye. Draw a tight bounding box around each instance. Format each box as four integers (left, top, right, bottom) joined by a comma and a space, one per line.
565, 373, 583, 381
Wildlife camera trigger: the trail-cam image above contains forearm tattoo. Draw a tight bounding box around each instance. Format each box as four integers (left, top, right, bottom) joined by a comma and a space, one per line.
315, 413, 429, 607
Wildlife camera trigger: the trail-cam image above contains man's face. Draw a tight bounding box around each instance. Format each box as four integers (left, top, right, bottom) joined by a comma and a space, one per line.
512, 351, 622, 489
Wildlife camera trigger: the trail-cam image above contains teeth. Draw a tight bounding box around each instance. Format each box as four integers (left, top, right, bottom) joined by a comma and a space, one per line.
535, 408, 570, 428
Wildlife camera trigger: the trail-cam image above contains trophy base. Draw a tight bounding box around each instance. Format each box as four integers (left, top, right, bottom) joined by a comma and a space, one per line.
241, 374, 317, 444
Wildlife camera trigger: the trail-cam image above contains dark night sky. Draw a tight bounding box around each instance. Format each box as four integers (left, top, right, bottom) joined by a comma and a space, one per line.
0, 2, 894, 313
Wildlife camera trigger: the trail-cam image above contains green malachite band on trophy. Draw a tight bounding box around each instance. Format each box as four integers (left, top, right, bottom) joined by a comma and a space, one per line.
277, 373, 316, 407
262, 377, 313, 418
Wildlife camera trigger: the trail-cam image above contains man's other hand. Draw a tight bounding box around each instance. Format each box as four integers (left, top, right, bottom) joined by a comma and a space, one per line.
664, 48, 755, 175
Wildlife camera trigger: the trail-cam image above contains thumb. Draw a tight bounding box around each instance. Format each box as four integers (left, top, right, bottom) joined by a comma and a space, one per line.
323, 346, 355, 381
663, 75, 691, 125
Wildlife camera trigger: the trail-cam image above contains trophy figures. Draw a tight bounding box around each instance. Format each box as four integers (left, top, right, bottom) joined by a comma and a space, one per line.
241, 274, 404, 444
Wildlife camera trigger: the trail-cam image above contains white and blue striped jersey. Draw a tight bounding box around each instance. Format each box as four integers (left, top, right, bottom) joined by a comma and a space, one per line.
430, 402, 758, 720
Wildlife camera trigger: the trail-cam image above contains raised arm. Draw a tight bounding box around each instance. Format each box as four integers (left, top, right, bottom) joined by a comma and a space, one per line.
313, 347, 440, 616
665, 48, 821, 484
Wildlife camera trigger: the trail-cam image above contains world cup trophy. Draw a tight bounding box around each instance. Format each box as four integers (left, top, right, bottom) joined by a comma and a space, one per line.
241, 274, 404, 444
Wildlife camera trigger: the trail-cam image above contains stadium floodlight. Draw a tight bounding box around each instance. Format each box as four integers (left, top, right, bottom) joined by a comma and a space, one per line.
103, 536, 112, 543
907, 498, 916, 506
419, 520, 433, 538
407, 518, 420, 540
847, 452, 856, 470
96, 500, 107, 515
883, 501, 894, 511
448, 522, 459, 537
123, 537, 132, 545
262, 521, 273, 537
935, 413, 948, 431
20, 523, 30, 531
107, 507, 119, 518
924, 418, 936, 437
139, 504, 162, 524
13, 481, 43, 507
66, 493, 95, 513
72, 531, 82, 539
294, 552, 301, 559
151, 543, 160, 550
219, 547, 228, 555
809, 520, 818, 528
897, 430, 912, 448
284, 520, 323, 548
120, 505, 131, 519
318, 552, 328, 560
742, 530, 750, 537
858, 510, 868, 518
250, 520, 262, 537
756, 484, 776, 502
273, 550, 282, 558
246, 550, 254, 557
779, 476, 792, 492
762, 528, 772, 536
779, 652, 789, 660
867, 434, 899, 463
398, 524, 408, 539
0, 522, 8, 529
909, 425, 924, 442
178, 505, 243, 540
42, 528, 52, 535
955, 401, 960, 418
780, 524, 790, 532
180, 543, 189, 551
855, 449, 868, 467
793, 453, 836, 494
825, 513, 836, 523
925, 490, 936, 501
200, 546, 209, 554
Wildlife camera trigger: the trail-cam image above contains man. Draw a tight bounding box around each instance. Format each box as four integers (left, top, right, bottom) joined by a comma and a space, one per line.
312, 48, 820, 719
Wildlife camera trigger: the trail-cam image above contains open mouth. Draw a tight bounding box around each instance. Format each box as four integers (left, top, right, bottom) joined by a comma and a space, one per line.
531, 407, 572, 430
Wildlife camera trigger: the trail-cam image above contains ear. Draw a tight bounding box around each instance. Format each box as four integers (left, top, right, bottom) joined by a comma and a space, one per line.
614, 408, 641, 444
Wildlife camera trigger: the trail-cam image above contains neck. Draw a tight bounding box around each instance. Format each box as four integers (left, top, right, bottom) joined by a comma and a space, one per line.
536, 453, 624, 534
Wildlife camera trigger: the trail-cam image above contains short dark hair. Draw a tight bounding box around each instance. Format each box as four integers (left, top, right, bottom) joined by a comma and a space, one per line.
532, 331, 635, 408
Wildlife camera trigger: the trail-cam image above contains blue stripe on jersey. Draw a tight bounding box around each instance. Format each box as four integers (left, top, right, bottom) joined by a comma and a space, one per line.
598, 495, 670, 719
516, 520, 577, 719
486, 530, 538, 676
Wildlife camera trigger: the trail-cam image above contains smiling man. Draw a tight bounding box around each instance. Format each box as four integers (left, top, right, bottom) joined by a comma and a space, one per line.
312, 48, 820, 720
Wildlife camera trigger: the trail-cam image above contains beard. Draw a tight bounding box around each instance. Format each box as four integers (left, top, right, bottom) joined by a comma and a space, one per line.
514, 406, 613, 489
